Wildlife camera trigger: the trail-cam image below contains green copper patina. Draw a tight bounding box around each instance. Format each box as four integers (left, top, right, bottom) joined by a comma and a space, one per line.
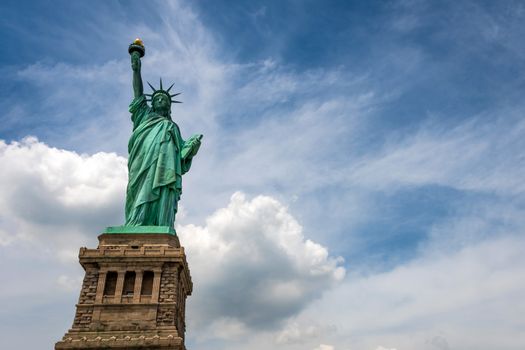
121, 39, 202, 230
103, 225, 176, 235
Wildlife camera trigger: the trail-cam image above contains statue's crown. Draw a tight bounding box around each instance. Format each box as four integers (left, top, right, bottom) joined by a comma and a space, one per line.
145, 78, 182, 104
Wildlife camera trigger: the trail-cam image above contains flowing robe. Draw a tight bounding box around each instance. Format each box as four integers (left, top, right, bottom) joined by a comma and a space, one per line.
125, 95, 193, 227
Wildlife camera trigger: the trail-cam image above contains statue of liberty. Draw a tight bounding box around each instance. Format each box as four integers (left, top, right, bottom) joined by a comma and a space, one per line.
124, 39, 202, 229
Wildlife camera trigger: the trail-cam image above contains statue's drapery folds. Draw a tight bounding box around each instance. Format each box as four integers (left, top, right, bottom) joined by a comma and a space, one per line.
125, 95, 195, 227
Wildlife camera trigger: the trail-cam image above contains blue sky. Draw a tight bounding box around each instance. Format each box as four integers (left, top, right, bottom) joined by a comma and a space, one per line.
1, 1, 525, 350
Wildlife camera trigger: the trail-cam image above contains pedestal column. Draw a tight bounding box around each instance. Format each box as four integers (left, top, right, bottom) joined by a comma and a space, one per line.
151, 268, 162, 303
114, 269, 126, 303
133, 269, 144, 303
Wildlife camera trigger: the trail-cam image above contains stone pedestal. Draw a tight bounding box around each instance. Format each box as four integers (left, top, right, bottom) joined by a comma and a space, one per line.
55, 229, 192, 350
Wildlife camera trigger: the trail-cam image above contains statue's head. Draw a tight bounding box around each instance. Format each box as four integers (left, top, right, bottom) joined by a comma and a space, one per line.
152, 92, 171, 116
146, 78, 182, 118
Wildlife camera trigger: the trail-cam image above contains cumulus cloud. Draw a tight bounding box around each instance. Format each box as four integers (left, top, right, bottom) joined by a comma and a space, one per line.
0, 137, 127, 256
178, 192, 345, 334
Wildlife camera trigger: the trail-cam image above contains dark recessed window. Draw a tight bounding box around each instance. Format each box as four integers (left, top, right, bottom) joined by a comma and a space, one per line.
141, 271, 154, 295
123, 271, 136, 296
103, 272, 118, 296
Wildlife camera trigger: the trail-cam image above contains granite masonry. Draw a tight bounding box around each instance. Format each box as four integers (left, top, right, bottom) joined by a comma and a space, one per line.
55, 231, 192, 350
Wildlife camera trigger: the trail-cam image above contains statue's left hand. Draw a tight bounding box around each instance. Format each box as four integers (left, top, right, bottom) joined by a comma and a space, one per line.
189, 134, 202, 157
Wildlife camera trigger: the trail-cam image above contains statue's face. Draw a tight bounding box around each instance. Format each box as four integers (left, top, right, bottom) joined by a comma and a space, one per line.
152, 93, 170, 115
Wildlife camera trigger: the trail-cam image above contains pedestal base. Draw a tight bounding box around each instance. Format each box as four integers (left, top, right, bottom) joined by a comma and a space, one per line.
55, 330, 186, 350
55, 231, 192, 350
55, 329, 184, 350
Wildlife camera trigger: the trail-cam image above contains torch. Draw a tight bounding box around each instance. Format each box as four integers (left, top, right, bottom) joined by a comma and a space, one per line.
128, 38, 145, 57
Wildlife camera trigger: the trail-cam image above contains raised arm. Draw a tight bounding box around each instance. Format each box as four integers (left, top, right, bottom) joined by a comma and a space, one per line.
131, 51, 143, 98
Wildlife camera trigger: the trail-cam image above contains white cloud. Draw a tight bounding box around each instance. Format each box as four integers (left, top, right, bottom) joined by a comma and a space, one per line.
178, 192, 345, 334
0, 137, 127, 255
207, 317, 249, 340
314, 345, 335, 350
276, 322, 337, 345
282, 234, 525, 350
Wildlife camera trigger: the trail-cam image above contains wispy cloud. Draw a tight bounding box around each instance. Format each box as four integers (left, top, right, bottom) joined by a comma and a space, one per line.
348, 114, 525, 195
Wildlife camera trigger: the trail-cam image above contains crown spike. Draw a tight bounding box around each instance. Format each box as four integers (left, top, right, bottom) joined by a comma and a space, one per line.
147, 81, 156, 92
171, 100, 182, 103
170, 92, 181, 97
159, 78, 163, 90
166, 83, 175, 93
